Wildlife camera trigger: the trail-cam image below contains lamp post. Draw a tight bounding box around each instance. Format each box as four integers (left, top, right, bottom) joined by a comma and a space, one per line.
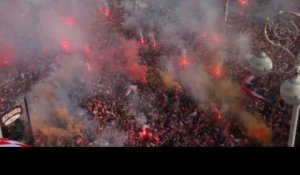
264, 11, 300, 74
280, 67, 300, 147
248, 52, 273, 77
248, 11, 300, 147
248, 52, 300, 147
224, 0, 229, 25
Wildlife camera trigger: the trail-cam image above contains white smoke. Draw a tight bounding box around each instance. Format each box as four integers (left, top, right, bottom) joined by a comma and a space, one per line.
234, 32, 252, 62
126, 84, 147, 125
1, 0, 296, 146
96, 123, 125, 147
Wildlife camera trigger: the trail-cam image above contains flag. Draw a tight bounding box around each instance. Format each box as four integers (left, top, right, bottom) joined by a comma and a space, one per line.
243, 74, 256, 86
126, 85, 138, 96
187, 111, 197, 118
0, 138, 29, 147
241, 86, 271, 103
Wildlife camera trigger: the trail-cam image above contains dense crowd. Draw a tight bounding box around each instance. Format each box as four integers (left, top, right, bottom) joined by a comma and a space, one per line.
0, 1, 299, 147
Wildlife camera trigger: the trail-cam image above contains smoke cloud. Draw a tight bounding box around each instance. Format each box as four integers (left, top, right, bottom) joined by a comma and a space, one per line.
2, 0, 297, 146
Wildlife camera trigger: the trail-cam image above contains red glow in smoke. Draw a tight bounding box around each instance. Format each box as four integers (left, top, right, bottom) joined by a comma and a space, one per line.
210, 64, 224, 78
83, 44, 92, 56
0, 58, 11, 68
0, 43, 15, 68
142, 130, 147, 137
139, 127, 153, 139
65, 17, 76, 27
104, 10, 110, 17
212, 35, 221, 44
99, 6, 111, 18
126, 63, 148, 84
239, 0, 248, 7
139, 68, 148, 85
249, 125, 272, 145
61, 39, 71, 53
179, 57, 190, 69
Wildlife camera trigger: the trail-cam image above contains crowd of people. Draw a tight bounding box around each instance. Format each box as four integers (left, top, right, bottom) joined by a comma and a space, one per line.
0, 0, 299, 147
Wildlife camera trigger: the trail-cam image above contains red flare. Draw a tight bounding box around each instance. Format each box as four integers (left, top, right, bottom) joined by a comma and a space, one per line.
152, 41, 158, 49
239, 0, 247, 7
61, 39, 71, 53
139, 127, 153, 140
179, 57, 190, 69
212, 107, 223, 121
210, 64, 224, 78
99, 6, 111, 18
140, 37, 146, 45
104, 10, 110, 17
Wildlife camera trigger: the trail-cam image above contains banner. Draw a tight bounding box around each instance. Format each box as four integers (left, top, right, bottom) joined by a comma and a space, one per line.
0, 105, 23, 126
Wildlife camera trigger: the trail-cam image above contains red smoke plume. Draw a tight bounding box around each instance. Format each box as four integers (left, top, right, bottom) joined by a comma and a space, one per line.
0, 42, 15, 68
